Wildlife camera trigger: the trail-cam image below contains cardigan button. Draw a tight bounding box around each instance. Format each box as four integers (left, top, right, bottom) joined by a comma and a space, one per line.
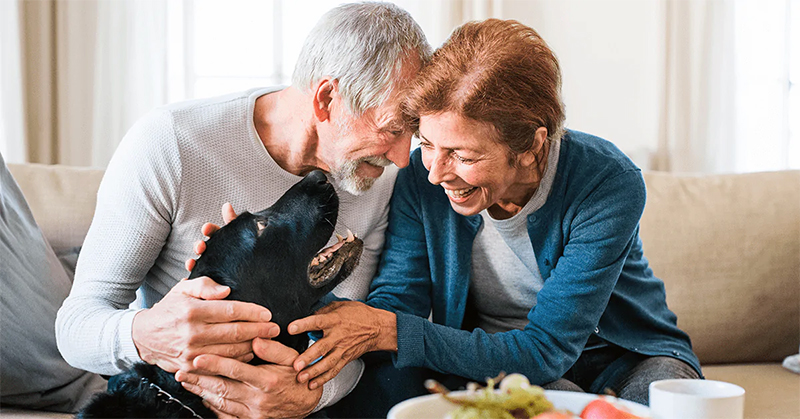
528, 214, 538, 223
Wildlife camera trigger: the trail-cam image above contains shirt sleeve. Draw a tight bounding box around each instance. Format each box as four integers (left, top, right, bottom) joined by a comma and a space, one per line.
372, 168, 648, 384
55, 109, 181, 375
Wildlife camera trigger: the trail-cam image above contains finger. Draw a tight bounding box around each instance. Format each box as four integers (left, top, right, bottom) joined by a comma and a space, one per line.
201, 223, 221, 237
253, 338, 299, 366
180, 379, 251, 417
297, 347, 343, 383
293, 338, 334, 372
199, 341, 256, 360
194, 299, 273, 323
204, 402, 237, 419
208, 405, 239, 419
308, 363, 344, 390
177, 276, 231, 300
222, 203, 237, 224
235, 352, 255, 363
288, 313, 335, 336
194, 240, 206, 256
192, 354, 271, 385
202, 321, 279, 345
185, 258, 196, 272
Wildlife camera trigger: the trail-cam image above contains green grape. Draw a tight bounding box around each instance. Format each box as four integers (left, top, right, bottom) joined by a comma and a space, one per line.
499, 373, 531, 392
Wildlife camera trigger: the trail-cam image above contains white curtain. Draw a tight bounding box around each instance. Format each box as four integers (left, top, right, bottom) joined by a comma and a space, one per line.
91, 0, 169, 167
0, 0, 26, 163
653, 0, 737, 173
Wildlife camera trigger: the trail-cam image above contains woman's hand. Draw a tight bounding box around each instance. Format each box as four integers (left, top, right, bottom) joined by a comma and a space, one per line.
185, 202, 238, 272
288, 300, 397, 389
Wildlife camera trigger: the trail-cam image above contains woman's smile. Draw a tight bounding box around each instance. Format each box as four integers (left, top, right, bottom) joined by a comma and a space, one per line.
444, 186, 477, 202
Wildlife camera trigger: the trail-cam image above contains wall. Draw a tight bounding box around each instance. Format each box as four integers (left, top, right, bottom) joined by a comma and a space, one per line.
502, 0, 663, 169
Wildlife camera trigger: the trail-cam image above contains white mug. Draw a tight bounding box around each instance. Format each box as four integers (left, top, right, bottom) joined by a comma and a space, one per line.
649, 379, 745, 419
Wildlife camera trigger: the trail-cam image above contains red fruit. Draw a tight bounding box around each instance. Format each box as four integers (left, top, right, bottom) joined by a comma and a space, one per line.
580, 398, 644, 419
531, 412, 575, 419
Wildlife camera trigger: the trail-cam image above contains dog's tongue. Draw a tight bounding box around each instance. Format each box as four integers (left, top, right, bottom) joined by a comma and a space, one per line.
310, 229, 356, 266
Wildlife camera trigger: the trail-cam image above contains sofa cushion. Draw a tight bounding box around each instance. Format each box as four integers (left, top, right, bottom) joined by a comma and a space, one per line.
6, 163, 104, 252
641, 171, 800, 364
0, 155, 106, 412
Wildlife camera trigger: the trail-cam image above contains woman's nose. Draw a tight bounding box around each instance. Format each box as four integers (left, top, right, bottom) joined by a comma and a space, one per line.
426, 153, 449, 185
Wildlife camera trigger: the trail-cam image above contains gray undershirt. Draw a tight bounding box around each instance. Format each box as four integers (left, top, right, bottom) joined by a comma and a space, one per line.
469, 138, 560, 334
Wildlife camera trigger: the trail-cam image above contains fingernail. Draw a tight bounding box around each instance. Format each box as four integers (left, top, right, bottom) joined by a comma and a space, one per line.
295, 361, 306, 371
269, 325, 280, 337
298, 372, 308, 383
261, 310, 272, 322
288, 324, 298, 334
174, 371, 184, 382
310, 381, 318, 390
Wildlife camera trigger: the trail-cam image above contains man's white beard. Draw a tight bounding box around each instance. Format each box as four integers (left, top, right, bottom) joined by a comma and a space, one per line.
331, 156, 392, 195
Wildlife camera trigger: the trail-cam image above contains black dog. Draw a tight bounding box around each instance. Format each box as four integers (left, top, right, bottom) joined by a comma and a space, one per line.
78, 170, 363, 418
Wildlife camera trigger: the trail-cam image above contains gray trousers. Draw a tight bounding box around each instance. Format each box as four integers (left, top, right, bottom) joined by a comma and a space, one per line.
544, 343, 701, 405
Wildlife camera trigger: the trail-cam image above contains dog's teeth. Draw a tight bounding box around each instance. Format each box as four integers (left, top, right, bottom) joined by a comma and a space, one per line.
311, 258, 319, 266
336, 233, 345, 241
346, 229, 355, 242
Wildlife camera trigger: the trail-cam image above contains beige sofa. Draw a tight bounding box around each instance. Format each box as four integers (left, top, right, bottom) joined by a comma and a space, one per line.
3, 163, 800, 419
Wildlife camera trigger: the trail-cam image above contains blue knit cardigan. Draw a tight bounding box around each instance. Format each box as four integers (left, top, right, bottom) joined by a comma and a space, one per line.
365, 130, 701, 384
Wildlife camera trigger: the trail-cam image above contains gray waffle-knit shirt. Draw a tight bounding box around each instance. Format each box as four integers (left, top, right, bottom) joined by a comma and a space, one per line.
56, 87, 398, 409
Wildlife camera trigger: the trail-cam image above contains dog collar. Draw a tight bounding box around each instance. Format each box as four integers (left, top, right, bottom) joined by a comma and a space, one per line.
141, 377, 205, 419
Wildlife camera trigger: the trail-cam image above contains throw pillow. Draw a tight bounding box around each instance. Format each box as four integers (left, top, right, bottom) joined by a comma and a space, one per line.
0, 153, 107, 412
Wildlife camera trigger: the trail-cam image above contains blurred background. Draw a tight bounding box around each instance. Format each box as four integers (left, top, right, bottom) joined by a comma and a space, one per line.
0, 0, 797, 173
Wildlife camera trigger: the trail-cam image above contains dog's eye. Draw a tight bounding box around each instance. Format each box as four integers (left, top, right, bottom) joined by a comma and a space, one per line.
256, 220, 267, 232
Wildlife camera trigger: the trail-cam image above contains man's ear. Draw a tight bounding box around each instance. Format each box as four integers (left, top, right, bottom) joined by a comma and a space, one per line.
518, 127, 549, 167
312, 78, 337, 122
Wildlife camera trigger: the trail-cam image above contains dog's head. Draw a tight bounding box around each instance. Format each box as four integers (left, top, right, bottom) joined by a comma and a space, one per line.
189, 170, 363, 331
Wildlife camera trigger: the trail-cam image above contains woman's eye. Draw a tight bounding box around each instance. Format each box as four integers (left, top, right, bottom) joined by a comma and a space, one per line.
419, 141, 433, 149
453, 153, 474, 164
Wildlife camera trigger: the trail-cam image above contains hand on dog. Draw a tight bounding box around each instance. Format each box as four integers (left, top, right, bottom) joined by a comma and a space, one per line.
176, 337, 322, 419
185, 202, 238, 272
131, 277, 280, 373
288, 300, 397, 389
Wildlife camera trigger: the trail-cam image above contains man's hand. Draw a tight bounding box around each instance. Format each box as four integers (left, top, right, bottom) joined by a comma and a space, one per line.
185, 202, 238, 272
288, 300, 397, 390
131, 277, 280, 373
176, 338, 323, 419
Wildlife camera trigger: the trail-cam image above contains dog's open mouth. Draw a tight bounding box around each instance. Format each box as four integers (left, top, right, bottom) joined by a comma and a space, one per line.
307, 229, 364, 288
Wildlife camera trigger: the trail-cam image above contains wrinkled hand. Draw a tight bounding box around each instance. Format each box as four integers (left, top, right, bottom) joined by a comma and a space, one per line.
185, 203, 238, 272
131, 277, 280, 373
288, 300, 397, 389
176, 338, 322, 419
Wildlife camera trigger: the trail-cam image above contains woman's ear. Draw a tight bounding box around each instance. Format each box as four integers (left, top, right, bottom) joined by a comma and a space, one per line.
518, 127, 549, 167
312, 78, 337, 122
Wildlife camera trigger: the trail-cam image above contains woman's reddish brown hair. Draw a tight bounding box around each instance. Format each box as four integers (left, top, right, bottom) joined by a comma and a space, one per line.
404, 19, 565, 156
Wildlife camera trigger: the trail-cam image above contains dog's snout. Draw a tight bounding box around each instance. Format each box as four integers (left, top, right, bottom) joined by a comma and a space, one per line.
307, 170, 329, 186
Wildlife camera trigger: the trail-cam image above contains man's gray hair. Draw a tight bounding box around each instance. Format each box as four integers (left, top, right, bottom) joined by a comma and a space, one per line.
292, 2, 431, 116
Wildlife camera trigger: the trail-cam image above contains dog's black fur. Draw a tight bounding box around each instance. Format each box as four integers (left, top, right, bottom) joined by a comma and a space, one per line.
77, 170, 363, 418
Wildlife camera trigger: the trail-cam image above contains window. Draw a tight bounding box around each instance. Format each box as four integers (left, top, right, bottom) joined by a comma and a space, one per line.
734, 0, 799, 171
167, 0, 345, 102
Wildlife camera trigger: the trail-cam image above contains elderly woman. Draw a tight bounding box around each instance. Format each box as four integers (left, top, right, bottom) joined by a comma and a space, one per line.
284, 18, 702, 416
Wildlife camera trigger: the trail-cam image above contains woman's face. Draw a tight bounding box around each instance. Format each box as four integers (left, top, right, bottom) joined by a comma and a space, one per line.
418, 112, 542, 217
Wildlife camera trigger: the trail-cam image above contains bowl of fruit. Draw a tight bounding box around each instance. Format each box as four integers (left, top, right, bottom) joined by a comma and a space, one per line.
387, 373, 650, 419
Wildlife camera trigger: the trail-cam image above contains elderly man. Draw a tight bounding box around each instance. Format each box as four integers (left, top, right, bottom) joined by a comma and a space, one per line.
56, 2, 430, 417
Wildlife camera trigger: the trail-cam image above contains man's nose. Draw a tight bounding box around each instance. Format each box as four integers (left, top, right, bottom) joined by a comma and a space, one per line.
385, 132, 412, 168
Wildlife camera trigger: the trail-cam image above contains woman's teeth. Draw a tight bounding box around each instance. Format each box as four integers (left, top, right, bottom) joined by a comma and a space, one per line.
445, 187, 476, 199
